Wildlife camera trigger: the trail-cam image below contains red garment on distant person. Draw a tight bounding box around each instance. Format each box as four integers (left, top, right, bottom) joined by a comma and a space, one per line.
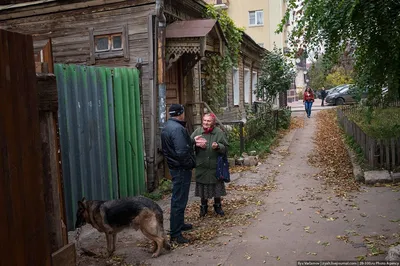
303, 91, 315, 102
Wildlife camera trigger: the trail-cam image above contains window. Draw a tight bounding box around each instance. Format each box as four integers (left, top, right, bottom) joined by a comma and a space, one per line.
249, 10, 264, 26
244, 68, 251, 104
252, 71, 258, 102
89, 25, 129, 64
233, 68, 239, 106
94, 34, 123, 52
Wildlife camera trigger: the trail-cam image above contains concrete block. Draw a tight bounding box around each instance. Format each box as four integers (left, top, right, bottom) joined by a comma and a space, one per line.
391, 172, 400, 184
236, 158, 244, 166
249, 150, 257, 156
243, 156, 258, 166
364, 170, 392, 185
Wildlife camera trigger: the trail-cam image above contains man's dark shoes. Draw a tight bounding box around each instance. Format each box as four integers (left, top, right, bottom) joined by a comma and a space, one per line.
170, 234, 190, 244
182, 223, 193, 231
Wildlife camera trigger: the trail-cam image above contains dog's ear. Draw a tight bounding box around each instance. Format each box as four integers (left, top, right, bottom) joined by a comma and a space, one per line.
78, 199, 86, 209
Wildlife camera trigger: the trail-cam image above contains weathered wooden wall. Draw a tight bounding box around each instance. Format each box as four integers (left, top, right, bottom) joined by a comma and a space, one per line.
0, 0, 157, 174
0, 29, 52, 266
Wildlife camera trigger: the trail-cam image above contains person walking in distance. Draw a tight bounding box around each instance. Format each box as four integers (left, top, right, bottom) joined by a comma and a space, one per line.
303, 87, 315, 118
320, 86, 327, 106
161, 104, 196, 244
191, 113, 229, 218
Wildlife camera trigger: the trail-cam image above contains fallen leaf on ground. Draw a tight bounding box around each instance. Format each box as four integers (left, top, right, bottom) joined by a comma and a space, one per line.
309, 110, 360, 197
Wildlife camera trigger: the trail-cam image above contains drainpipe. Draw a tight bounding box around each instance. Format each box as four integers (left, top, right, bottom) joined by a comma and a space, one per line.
147, 13, 156, 191
156, 0, 167, 127
150, 0, 166, 190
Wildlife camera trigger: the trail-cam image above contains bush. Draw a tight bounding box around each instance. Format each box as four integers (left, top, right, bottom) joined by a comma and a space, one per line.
277, 109, 291, 129
345, 106, 400, 139
226, 106, 292, 158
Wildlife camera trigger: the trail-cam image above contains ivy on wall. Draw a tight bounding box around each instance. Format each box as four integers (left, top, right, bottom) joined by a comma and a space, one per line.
203, 5, 244, 114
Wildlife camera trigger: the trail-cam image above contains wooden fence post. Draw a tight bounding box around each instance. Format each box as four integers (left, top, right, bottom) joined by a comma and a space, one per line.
37, 72, 65, 253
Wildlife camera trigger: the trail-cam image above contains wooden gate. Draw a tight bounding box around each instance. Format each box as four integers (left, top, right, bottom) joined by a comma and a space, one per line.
0, 29, 52, 266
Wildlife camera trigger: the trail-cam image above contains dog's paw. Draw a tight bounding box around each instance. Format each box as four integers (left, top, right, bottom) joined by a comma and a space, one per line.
151, 253, 159, 258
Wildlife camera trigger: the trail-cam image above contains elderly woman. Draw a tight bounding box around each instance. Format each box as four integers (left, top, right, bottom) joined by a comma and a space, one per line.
191, 113, 229, 217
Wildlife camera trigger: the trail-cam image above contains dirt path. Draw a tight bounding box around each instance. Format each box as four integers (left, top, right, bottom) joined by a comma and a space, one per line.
74, 110, 400, 266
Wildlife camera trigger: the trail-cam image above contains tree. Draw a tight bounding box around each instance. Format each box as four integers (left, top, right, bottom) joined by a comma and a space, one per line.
308, 56, 327, 91
278, 0, 400, 101
204, 5, 244, 113
256, 47, 296, 103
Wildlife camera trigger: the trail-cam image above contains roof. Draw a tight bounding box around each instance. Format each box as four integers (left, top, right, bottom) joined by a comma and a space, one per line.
241, 31, 266, 53
0, 0, 56, 11
166, 19, 221, 39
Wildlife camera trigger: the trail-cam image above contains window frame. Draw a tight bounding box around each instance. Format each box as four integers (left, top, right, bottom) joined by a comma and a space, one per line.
249, 10, 264, 26
89, 25, 129, 64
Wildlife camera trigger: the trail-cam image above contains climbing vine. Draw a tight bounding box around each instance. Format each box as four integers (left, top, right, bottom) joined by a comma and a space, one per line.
203, 5, 244, 113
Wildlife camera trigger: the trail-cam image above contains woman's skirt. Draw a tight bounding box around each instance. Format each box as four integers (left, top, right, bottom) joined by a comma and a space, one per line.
195, 181, 227, 199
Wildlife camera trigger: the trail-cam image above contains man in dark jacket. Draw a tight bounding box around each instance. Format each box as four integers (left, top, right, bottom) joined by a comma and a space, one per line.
161, 104, 196, 244
321, 87, 327, 106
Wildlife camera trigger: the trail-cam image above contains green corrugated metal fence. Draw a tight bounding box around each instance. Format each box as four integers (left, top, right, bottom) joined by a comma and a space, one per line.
113, 68, 146, 197
56, 64, 146, 230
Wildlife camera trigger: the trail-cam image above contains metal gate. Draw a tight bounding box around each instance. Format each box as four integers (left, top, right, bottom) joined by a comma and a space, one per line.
55, 64, 146, 230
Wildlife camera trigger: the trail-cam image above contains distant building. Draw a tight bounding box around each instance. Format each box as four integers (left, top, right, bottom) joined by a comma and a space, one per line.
205, 0, 291, 107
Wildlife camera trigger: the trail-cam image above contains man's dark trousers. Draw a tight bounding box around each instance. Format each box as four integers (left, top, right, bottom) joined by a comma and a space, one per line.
169, 168, 192, 238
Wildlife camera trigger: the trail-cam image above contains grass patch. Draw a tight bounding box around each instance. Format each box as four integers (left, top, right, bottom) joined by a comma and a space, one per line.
143, 178, 172, 201
346, 107, 400, 139
227, 109, 292, 158
344, 134, 366, 165
228, 134, 275, 158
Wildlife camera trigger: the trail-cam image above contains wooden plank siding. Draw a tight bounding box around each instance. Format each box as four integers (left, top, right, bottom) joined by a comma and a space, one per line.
0, 0, 157, 159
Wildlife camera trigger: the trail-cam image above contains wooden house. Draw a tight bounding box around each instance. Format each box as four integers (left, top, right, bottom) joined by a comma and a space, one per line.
0, 0, 265, 192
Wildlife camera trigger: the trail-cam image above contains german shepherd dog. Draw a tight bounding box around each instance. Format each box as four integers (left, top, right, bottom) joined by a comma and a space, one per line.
75, 196, 171, 258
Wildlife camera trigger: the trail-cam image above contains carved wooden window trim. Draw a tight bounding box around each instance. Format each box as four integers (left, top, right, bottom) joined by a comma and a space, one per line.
89, 25, 129, 64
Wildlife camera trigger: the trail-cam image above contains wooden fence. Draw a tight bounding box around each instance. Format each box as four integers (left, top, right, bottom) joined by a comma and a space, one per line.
0, 29, 52, 266
337, 108, 400, 170
1, 29, 75, 266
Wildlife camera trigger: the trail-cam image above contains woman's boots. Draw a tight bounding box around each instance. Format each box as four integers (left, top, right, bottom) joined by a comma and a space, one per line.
200, 198, 225, 217
213, 197, 225, 216
200, 198, 208, 217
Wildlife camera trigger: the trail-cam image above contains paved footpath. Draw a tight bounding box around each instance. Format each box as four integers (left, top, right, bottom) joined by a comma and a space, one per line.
75, 110, 400, 266
220, 111, 400, 265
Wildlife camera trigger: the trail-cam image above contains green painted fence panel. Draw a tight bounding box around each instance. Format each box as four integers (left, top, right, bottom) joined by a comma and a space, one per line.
113, 68, 146, 197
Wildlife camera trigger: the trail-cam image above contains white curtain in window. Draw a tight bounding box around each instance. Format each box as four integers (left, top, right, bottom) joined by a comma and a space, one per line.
233, 69, 239, 105
244, 69, 250, 103
256, 11, 264, 25
252, 72, 258, 102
